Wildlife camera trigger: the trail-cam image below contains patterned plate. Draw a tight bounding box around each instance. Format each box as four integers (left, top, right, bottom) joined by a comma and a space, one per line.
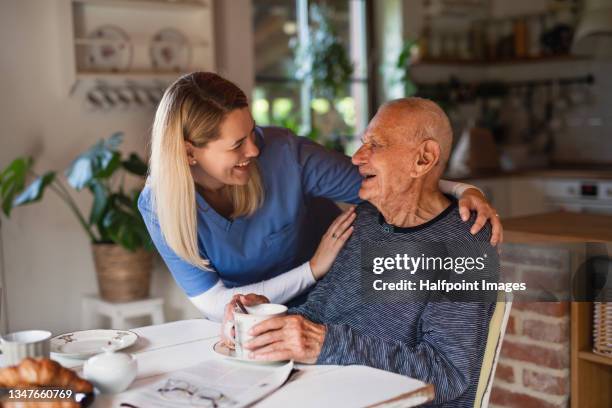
150, 28, 191, 72
86, 25, 132, 72
50, 330, 138, 359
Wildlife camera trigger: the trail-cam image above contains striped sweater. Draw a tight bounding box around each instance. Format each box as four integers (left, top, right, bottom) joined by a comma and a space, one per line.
290, 197, 495, 407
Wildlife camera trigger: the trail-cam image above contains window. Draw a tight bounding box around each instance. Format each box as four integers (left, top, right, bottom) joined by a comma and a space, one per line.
252, 0, 369, 153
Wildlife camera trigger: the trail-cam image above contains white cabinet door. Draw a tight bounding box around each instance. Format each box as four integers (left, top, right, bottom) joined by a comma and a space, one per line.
463, 177, 551, 218
508, 177, 549, 217
464, 178, 511, 218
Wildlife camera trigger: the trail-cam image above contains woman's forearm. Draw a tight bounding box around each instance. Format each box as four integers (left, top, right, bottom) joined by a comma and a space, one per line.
189, 262, 316, 321
438, 179, 483, 198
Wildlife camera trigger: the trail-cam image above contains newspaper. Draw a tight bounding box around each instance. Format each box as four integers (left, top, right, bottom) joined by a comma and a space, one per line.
117, 359, 294, 408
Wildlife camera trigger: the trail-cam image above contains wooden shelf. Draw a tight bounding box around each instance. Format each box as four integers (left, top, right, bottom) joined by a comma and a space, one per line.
72, 0, 208, 11
414, 55, 589, 67
74, 38, 210, 47
76, 71, 187, 80
62, 0, 215, 95
571, 301, 612, 408
579, 350, 612, 367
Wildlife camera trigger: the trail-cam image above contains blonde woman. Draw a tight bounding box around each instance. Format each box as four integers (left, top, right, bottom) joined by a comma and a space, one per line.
138, 72, 503, 322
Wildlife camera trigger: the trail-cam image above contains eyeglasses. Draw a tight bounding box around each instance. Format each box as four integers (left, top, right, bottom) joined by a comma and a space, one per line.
157, 378, 234, 408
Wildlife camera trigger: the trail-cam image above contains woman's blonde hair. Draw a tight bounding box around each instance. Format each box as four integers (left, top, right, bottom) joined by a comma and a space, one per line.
149, 72, 264, 269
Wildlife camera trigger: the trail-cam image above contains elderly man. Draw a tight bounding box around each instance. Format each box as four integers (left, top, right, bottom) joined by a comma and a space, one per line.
234, 98, 495, 407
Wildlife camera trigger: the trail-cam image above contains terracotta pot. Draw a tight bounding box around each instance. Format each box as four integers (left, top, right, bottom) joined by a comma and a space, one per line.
92, 244, 153, 302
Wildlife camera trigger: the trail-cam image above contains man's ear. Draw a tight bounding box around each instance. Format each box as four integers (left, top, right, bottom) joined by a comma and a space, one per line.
410, 140, 440, 177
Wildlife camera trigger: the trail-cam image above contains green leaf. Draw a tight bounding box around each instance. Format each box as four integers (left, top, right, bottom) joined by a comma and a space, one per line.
96, 152, 121, 179
65, 133, 124, 190
102, 208, 140, 251
89, 180, 109, 225
396, 40, 417, 68
101, 191, 151, 251
13, 172, 56, 207
122, 153, 148, 176
293, 3, 354, 101
106, 132, 123, 150
0, 157, 33, 216
115, 192, 133, 208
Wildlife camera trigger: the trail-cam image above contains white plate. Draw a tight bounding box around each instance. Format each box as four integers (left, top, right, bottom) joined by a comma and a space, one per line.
86, 25, 132, 72
150, 28, 191, 72
51, 330, 138, 359
212, 341, 288, 365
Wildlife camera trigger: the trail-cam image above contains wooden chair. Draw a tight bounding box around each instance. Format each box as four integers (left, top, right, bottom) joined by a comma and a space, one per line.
474, 291, 513, 408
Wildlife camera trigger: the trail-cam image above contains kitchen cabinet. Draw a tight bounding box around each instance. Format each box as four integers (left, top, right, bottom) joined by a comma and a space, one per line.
572, 301, 612, 408
508, 177, 549, 217
464, 178, 512, 218
462, 176, 550, 218
461, 175, 612, 219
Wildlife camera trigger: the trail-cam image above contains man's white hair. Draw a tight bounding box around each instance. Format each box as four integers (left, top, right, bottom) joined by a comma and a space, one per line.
381, 97, 453, 164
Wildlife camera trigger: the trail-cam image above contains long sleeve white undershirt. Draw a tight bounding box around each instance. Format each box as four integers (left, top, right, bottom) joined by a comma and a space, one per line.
189, 180, 481, 321
189, 262, 315, 322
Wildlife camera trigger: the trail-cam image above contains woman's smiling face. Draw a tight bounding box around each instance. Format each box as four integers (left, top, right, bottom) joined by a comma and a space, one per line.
188, 107, 260, 190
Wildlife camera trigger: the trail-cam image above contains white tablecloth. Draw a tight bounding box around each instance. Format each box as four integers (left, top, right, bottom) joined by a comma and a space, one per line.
3, 319, 431, 407
76, 319, 343, 407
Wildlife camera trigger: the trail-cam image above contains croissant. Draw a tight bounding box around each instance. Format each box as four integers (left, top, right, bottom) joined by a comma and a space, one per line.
0, 358, 93, 408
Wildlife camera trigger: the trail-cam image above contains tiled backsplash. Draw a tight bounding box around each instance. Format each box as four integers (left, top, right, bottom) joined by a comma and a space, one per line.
513, 60, 612, 164
412, 59, 612, 165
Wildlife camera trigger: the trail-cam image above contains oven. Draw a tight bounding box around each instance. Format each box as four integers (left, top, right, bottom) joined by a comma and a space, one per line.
545, 179, 612, 215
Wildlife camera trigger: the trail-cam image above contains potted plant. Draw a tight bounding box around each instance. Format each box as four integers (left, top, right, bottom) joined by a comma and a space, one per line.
395, 39, 419, 98
293, 3, 354, 151
0, 132, 154, 302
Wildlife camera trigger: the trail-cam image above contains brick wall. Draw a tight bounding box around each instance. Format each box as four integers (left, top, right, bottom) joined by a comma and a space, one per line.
490, 244, 572, 408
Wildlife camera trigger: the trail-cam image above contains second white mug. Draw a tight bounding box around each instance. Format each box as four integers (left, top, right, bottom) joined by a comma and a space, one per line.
0, 330, 52, 366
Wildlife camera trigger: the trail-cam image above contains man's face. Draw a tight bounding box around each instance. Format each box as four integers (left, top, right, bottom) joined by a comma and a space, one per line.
351, 109, 419, 210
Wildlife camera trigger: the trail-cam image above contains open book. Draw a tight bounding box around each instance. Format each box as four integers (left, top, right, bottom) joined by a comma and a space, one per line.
117, 359, 294, 408
117, 359, 433, 408
258, 365, 434, 408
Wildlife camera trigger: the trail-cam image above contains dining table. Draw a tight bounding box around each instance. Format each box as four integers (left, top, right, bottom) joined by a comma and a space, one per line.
8, 319, 434, 407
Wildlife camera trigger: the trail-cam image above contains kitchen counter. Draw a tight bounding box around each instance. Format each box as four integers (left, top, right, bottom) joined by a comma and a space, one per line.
446, 167, 612, 181
503, 211, 612, 242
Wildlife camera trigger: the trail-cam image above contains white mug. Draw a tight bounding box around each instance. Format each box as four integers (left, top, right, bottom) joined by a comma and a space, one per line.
0, 330, 52, 366
224, 303, 287, 360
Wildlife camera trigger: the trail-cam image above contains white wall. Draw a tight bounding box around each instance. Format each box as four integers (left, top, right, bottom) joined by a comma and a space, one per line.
0, 0, 254, 335
214, 0, 255, 94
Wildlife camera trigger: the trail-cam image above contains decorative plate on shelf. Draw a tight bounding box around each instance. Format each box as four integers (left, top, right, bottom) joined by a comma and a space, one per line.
150, 28, 191, 72
86, 25, 133, 72
50, 329, 138, 359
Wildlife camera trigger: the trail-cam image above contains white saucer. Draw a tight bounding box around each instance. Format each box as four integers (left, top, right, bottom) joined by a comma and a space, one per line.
51, 329, 138, 359
212, 341, 288, 365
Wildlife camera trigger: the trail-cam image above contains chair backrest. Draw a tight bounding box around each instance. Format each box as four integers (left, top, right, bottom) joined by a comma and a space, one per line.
474, 291, 513, 408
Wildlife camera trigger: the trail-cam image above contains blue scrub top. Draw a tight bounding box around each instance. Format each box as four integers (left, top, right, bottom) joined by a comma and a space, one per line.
138, 127, 362, 297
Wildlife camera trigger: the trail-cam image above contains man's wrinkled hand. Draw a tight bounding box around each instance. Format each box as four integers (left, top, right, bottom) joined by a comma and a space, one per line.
244, 315, 326, 364
220, 293, 270, 349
